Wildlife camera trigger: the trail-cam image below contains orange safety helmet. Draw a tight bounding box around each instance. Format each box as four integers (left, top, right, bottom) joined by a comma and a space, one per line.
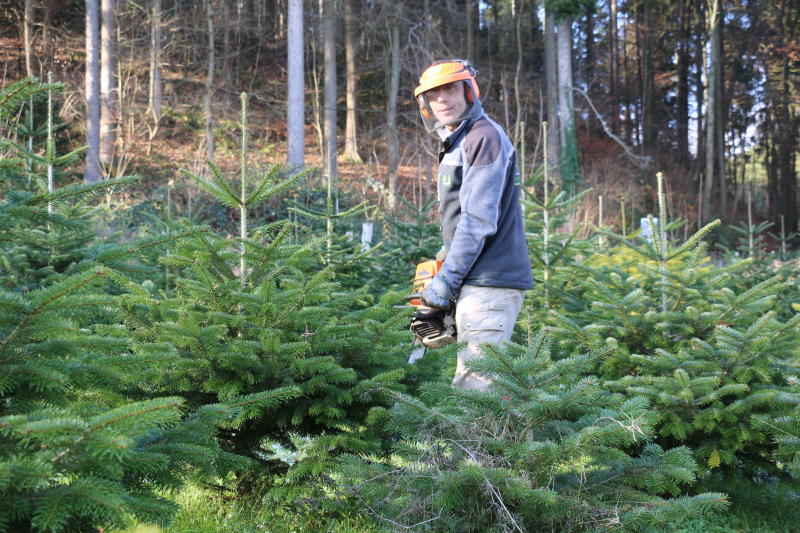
414, 59, 481, 133
414, 59, 481, 101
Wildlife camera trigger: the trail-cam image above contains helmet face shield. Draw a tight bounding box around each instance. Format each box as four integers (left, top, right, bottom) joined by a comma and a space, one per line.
415, 60, 482, 134
417, 80, 480, 134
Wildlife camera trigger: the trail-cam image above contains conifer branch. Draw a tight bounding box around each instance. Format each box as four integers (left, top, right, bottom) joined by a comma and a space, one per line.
92, 226, 208, 265
0, 269, 107, 353
0, 78, 39, 121
666, 220, 722, 260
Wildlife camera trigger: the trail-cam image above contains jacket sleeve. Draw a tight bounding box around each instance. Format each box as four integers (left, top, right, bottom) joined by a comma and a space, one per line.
439, 132, 509, 291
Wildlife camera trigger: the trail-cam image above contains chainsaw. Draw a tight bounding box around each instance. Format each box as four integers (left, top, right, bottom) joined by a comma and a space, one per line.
407, 259, 456, 363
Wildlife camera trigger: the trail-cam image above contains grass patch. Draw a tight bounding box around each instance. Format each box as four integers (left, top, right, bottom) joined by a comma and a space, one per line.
673, 474, 800, 533
116, 484, 387, 533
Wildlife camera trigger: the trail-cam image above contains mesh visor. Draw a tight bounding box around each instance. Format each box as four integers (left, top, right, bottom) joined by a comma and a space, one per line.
417, 80, 481, 134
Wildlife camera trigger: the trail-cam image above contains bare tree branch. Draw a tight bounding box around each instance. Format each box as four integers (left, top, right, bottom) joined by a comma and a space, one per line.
572, 87, 652, 170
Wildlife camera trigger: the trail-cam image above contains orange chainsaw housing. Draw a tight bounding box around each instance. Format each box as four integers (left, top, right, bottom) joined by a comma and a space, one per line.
409, 259, 442, 308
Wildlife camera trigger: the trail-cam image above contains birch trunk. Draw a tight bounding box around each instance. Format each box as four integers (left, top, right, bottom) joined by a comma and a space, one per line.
286, 0, 305, 167
322, 0, 338, 203
84, 0, 102, 183
386, 22, 400, 213
343, 0, 362, 162
100, 0, 117, 166
149, 0, 162, 123
24, 0, 33, 77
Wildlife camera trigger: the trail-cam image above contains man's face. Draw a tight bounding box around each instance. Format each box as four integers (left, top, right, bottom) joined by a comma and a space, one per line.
425, 81, 468, 130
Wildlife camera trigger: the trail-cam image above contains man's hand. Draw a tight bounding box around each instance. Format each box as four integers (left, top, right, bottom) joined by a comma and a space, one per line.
421, 272, 456, 309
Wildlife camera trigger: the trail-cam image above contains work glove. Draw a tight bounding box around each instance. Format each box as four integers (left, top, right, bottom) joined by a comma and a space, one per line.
421, 272, 456, 309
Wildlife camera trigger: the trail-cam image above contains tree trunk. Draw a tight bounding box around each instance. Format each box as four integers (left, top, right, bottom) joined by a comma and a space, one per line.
24, 0, 34, 166
774, 6, 798, 235
322, 0, 338, 203
608, 0, 618, 132
149, 0, 162, 123
715, 6, 726, 218
640, 0, 655, 147
205, 0, 215, 162
557, 16, 578, 193
84, 0, 102, 183
466, 0, 474, 60
676, 0, 690, 162
622, 21, 633, 143
222, 1, 231, 87
544, 9, 560, 183
100, 0, 117, 167
501, 69, 511, 132
43, 1, 52, 73
386, 21, 400, 213
513, 0, 524, 150
703, 0, 720, 221
766, 129, 777, 218
24, 0, 33, 77
286, 0, 305, 167
343, 0, 362, 162
276, 0, 286, 41
694, 0, 704, 165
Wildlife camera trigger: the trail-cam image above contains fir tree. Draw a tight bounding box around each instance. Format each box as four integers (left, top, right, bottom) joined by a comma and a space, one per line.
752, 379, 800, 478
119, 95, 428, 470
326, 330, 727, 532
523, 169, 594, 318
548, 173, 800, 474
371, 194, 442, 293
0, 82, 245, 532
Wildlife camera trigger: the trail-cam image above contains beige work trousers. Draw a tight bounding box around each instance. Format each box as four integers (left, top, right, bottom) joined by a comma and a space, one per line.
452, 285, 526, 391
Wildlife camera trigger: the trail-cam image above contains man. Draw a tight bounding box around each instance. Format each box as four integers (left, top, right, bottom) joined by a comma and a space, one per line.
414, 59, 533, 391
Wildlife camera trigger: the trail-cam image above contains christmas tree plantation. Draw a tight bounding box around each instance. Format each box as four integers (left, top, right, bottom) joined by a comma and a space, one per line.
546, 175, 800, 475
325, 331, 727, 532
118, 95, 435, 468
0, 80, 239, 532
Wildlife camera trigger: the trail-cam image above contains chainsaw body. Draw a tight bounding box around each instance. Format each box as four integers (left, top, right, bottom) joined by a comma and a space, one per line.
409, 260, 457, 350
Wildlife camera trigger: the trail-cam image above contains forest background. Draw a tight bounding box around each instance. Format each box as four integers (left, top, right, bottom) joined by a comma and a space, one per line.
3, 0, 798, 235
1, 0, 800, 532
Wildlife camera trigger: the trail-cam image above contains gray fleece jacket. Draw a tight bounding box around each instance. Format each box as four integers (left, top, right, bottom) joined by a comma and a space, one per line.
435, 103, 534, 293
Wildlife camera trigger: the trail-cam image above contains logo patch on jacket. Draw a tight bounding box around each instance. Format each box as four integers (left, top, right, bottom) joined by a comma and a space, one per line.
440, 173, 453, 188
